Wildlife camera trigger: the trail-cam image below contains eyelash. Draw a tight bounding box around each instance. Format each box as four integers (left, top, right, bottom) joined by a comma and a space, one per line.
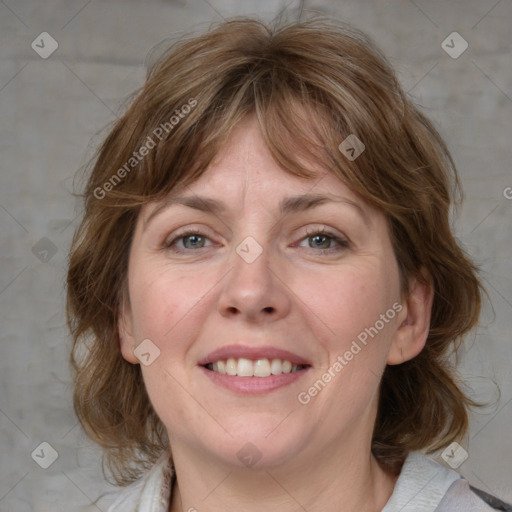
164, 229, 211, 253
301, 227, 350, 253
164, 227, 350, 255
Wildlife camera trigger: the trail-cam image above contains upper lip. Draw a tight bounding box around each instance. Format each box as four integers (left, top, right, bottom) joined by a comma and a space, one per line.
198, 344, 311, 366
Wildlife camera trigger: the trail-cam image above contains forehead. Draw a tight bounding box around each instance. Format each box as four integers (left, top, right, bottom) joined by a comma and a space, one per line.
140, 116, 383, 231
140, 122, 379, 234
164, 116, 356, 202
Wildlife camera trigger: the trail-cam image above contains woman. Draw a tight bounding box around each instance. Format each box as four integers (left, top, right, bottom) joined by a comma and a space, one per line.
67, 16, 510, 512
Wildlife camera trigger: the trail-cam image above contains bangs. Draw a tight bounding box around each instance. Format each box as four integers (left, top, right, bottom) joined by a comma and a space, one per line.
88, 18, 404, 212
95, 73, 348, 210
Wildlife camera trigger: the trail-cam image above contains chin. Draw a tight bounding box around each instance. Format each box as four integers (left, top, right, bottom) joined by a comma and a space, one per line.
198, 416, 310, 470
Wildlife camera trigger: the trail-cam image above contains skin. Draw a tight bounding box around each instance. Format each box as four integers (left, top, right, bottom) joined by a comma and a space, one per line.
119, 115, 433, 512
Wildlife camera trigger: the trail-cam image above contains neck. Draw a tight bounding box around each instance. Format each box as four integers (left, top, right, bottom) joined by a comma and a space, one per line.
168, 438, 399, 512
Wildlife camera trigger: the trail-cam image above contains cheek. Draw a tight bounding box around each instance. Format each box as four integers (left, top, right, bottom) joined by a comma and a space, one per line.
298, 264, 398, 350
128, 265, 214, 342
296, 267, 399, 420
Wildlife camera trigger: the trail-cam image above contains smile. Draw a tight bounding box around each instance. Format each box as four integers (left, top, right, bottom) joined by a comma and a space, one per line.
198, 344, 311, 393
205, 357, 306, 377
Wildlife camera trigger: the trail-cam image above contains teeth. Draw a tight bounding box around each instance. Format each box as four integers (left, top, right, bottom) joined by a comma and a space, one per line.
237, 358, 254, 377
270, 358, 282, 375
226, 358, 237, 376
254, 358, 271, 377
207, 358, 304, 377
217, 360, 226, 374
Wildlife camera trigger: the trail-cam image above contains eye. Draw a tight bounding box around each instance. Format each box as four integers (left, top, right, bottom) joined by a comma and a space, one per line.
298, 228, 349, 252
163, 227, 349, 254
164, 229, 213, 252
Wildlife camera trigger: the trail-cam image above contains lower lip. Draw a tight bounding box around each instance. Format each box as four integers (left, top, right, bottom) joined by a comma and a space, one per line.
199, 366, 310, 394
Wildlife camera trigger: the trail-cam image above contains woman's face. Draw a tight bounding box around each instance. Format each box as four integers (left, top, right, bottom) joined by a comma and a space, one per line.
119, 116, 422, 470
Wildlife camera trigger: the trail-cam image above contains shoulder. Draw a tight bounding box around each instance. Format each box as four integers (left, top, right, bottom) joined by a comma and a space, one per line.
439, 479, 512, 511
468, 484, 512, 511
109, 452, 174, 512
73, 451, 174, 512
70, 480, 145, 512
382, 452, 512, 512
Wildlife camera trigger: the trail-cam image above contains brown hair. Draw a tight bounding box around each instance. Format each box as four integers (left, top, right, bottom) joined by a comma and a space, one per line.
67, 16, 483, 485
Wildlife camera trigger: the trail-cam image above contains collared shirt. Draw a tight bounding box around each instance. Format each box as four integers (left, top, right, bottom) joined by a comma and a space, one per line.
89, 451, 502, 511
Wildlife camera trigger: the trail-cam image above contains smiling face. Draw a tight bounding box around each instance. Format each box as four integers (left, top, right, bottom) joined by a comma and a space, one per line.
118, 115, 429, 471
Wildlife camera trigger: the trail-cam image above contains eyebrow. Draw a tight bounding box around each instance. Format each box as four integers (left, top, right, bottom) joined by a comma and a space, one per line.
144, 193, 369, 228
145, 196, 228, 228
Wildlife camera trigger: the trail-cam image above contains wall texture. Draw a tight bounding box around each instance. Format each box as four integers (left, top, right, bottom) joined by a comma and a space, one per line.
0, 0, 510, 510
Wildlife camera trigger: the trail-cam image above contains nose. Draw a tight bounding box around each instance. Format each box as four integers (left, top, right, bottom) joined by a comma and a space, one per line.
216, 241, 292, 323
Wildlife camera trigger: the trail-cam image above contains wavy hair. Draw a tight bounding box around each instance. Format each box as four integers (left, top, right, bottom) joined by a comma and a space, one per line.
67, 16, 483, 485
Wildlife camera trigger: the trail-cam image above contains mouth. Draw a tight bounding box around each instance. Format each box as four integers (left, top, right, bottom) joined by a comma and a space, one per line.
204, 357, 307, 377
198, 345, 311, 394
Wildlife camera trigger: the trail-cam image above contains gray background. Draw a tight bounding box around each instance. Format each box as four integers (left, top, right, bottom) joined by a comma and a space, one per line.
0, 0, 511, 510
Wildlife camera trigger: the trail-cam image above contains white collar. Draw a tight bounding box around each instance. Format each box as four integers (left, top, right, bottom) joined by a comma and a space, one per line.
107, 450, 173, 512
107, 450, 460, 512
382, 451, 460, 512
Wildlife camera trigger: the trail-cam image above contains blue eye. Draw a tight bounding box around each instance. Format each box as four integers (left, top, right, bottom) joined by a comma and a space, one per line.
181, 233, 207, 249
164, 228, 349, 255
165, 230, 212, 252
299, 229, 349, 252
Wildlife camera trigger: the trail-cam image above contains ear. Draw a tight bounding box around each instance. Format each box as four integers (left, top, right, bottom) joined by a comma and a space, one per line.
118, 289, 139, 364
387, 269, 433, 365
